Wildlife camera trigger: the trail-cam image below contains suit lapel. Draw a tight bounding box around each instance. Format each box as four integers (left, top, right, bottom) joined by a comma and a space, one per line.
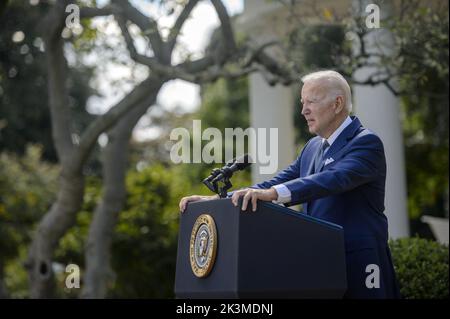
306, 138, 322, 176
316, 116, 363, 172
303, 138, 321, 214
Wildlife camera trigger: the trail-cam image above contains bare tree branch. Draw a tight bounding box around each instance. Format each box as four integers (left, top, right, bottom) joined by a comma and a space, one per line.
115, 12, 139, 58
241, 41, 280, 67
115, 0, 297, 86
210, 0, 237, 53
382, 80, 400, 96
177, 55, 215, 73
352, 76, 401, 96
42, 0, 72, 41
166, 0, 200, 55
190, 65, 259, 83
112, 0, 166, 62
118, 13, 297, 87
252, 50, 296, 85
42, 0, 75, 164
115, 13, 200, 80
74, 77, 161, 170
45, 37, 74, 164
82, 78, 163, 298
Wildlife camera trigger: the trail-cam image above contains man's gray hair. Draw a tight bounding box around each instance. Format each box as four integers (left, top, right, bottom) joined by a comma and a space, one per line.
301, 70, 352, 113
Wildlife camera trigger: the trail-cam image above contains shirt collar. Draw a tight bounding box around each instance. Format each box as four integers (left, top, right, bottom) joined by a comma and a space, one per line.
322, 116, 352, 147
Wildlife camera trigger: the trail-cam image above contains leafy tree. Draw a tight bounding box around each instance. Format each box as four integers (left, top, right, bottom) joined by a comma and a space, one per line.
109, 165, 183, 298
184, 77, 251, 187
129, 76, 252, 192
11, 0, 293, 298
396, 5, 449, 223
49, 164, 190, 298
0, 0, 97, 163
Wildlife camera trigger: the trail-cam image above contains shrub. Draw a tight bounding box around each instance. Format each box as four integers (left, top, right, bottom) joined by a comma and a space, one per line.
389, 237, 449, 299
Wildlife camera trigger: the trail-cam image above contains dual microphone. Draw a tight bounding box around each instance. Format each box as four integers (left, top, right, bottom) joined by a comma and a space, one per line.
202, 154, 252, 196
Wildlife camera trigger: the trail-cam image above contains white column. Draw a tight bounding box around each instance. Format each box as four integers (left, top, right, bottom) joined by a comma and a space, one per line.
353, 83, 409, 238
249, 73, 296, 184
242, 0, 296, 184
352, 1, 409, 238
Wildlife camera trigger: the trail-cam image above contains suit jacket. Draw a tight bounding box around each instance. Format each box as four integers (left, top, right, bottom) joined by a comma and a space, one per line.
253, 116, 400, 299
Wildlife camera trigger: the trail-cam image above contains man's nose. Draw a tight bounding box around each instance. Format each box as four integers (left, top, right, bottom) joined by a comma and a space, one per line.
301, 104, 309, 115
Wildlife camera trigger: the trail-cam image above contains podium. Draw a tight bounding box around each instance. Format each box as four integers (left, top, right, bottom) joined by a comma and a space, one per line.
175, 198, 347, 298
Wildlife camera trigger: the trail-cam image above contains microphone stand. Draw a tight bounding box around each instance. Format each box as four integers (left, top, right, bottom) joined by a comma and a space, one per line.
203, 168, 233, 198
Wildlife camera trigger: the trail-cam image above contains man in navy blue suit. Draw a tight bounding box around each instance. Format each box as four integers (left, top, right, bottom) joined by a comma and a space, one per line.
179, 70, 400, 299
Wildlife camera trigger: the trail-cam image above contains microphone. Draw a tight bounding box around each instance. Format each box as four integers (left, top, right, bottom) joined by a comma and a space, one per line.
211, 154, 252, 183
202, 154, 252, 196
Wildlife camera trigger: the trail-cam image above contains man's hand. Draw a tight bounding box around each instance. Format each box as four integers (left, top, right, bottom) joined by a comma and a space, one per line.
231, 188, 278, 212
179, 194, 219, 213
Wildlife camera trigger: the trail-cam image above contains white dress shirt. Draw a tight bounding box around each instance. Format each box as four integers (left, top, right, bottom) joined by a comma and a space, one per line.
273, 116, 352, 204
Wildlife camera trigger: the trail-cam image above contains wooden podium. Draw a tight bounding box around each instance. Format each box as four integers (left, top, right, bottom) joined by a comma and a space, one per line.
174, 198, 347, 298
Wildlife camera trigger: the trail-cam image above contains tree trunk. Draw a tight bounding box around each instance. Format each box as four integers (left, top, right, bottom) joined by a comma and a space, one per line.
24, 2, 81, 298
26, 0, 258, 299
82, 81, 163, 298
26, 170, 84, 298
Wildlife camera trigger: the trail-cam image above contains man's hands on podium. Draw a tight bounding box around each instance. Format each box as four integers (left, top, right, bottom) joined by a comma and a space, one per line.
231, 188, 278, 212
179, 188, 278, 213
179, 194, 219, 213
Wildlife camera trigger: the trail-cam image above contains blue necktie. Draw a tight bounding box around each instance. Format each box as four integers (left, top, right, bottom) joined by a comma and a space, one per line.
314, 140, 329, 173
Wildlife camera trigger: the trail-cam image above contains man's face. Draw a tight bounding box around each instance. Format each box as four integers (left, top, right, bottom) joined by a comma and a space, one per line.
300, 81, 339, 138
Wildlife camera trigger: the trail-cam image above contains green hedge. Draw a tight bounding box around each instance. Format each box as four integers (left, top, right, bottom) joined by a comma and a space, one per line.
389, 237, 449, 299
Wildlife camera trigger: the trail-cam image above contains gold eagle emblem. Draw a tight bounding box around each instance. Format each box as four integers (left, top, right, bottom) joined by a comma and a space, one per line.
189, 214, 217, 278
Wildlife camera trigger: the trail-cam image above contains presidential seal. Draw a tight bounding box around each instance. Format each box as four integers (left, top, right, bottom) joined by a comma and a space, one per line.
190, 214, 217, 278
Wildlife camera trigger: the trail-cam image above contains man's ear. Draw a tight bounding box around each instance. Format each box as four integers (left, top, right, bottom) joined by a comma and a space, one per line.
334, 96, 345, 114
